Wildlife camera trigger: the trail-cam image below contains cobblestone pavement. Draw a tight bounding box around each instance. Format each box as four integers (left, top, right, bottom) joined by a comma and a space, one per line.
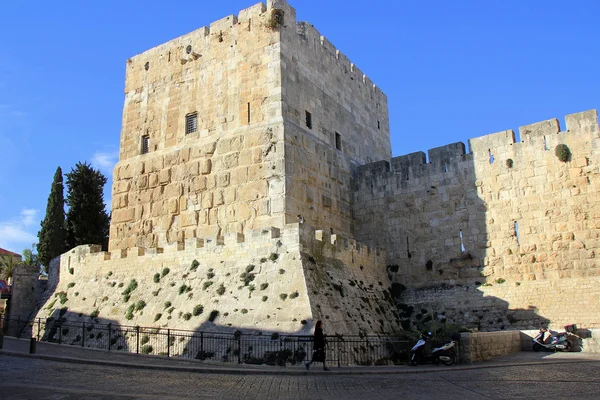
1, 354, 599, 399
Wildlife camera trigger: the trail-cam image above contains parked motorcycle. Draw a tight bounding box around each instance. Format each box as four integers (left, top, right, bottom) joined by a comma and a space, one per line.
409, 332, 458, 366
532, 327, 572, 352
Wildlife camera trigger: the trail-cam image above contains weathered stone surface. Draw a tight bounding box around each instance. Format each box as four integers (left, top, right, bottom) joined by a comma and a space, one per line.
35, 224, 395, 337
40, 0, 600, 338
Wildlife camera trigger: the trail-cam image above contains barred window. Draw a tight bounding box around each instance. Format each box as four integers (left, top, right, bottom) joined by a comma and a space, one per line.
305, 110, 312, 129
186, 112, 198, 134
141, 135, 150, 154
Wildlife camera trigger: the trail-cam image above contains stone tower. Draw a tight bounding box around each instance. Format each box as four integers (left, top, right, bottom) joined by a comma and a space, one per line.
33, 0, 398, 338
109, 0, 390, 252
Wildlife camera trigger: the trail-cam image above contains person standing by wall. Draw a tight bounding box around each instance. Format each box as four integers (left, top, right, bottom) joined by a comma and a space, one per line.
305, 320, 330, 371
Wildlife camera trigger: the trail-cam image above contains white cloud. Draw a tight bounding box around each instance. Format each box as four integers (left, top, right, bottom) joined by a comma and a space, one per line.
21, 209, 38, 226
0, 209, 39, 253
0, 104, 26, 117
91, 151, 119, 175
10, 110, 27, 117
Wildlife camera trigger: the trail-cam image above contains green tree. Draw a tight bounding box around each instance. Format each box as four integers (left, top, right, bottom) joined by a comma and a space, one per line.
37, 167, 67, 267
0, 254, 21, 283
65, 162, 110, 250
21, 245, 40, 267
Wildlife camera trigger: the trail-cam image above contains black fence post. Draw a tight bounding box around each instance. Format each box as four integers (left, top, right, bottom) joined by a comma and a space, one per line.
82, 322, 85, 348
200, 331, 204, 357
16, 316, 21, 338
237, 337, 242, 364
29, 337, 36, 354
167, 329, 170, 358
58, 319, 62, 345
108, 325, 112, 351
136, 326, 140, 354
37, 318, 41, 341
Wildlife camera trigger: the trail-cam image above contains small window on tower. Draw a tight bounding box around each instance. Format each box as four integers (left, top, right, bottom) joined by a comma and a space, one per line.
141, 135, 150, 155
305, 111, 312, 129
186, 112, 198, 134
335, 132, 342, 151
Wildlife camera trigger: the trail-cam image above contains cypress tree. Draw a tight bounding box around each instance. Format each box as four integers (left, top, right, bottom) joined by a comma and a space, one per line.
37, 167, 67, 267
65, 162, 110, 250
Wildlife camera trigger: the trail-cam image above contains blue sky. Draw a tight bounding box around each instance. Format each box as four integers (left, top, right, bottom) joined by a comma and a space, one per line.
0, 0, 598, 254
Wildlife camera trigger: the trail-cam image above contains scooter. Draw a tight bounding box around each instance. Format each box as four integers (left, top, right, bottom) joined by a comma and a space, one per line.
409, 332, 458, 366
532, 327, 572, 352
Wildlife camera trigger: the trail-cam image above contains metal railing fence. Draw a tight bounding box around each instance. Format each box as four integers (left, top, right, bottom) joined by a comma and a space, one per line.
0, 314, 411, 367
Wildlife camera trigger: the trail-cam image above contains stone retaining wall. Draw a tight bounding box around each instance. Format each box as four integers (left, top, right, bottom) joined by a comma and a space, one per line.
460, 330, 522, 363
461, 328, 600, 363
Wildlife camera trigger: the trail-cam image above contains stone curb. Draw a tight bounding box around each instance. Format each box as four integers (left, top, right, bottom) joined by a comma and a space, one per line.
2, 349, 598, 376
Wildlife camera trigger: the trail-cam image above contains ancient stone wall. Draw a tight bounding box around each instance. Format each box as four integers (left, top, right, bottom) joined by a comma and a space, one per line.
277, 0, 391, 236
8, 265, 44, 325
40, 0, 600, 340
460, 331, 522, 362
110, 2, 286, 251
400, 276, 600, 331
297, 226, 397, 335
355, 110, 600, 330
36, 224, 397, 336
355, 110, 600, 285
355, 143, 484, 285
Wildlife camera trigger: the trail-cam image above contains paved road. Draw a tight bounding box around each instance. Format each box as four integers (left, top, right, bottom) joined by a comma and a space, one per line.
1, 354, 599, 399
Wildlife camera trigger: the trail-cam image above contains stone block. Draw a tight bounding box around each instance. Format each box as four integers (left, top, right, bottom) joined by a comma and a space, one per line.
215, 190, 225, 206
136, 175, 148, 190
218, 172, 231, 187
239, 181, 268, 201
114, 180, 131, 194
231, 167, 248, 185
223, 152, 240, 169
149, 173, 159, 188
127, 247, 145, 257
185, 238, 204, 249
192, 176, 207, 192
168, 198, 179, 214
113, 208, 135, 223
202, 192, 214, 209
179, 196, 188, 212
164, 183, 182, 198
200, 159, 212, 175
232, 203, 249, 221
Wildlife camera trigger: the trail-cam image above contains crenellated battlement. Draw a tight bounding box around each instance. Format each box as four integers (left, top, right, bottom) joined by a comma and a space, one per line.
127, 2, 268, 64
61, 223, 385, 282
297, 223, 386, 266
354, 108, 600, 290
292, 20, 384, 99
470, 109, 598, 161
43, 224, 395, 337
124, 0, 386, 100
356, 109, 599, 185
123, 1, 278, 94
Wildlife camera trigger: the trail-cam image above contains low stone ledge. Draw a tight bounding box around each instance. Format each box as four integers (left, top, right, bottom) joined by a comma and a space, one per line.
460, 331, 521, 363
